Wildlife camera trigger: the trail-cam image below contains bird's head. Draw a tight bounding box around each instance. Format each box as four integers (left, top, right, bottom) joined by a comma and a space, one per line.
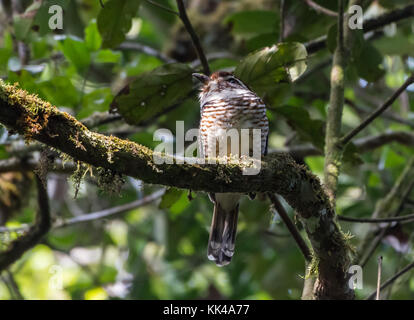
192, 71, 249, 105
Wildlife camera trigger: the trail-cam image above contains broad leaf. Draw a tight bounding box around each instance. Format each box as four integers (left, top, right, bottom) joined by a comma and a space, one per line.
327, 24, 364, 59
97, 0, 141, 49
159, 188, 185, 209
110, 63, 193, 125
234, 42, 307, 97
61, 37, 91, 73
354, 42, 385, 82
224, 10, 279, 37
275, 106, 362, 164
274, 106, 325, 150
85, 20, 102, 51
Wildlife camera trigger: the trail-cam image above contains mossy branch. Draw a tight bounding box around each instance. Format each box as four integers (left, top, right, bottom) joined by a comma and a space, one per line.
0, 80, 353, 299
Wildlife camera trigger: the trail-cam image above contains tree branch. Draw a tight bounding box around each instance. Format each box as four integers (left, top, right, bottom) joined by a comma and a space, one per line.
303, 0, 338, 17
376, 256, 383, 300
0, 189, 165, 234
366, 260, 414, 300
55, 189, 165, 228
0, 80, 353, 299
81, 111, 122, 128
323, 0, 347, 202
305, 4, 414, 54
355, 157, 414, 267
0, 157, 75, 174
279, 0, 286, 42
341, 75, 414, 145
176, 0, 210, 75
3, 131, 414, 174
270, 131, 414, 159
338, 213, 414, 224
118, 41, 176, 63
0, 174, 51, 273
268, 193, 312, 262
144, 0, 179, 16
345, 98, 414, 130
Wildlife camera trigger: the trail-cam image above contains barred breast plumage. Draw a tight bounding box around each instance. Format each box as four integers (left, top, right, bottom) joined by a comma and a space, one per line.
193, 71, 269, 266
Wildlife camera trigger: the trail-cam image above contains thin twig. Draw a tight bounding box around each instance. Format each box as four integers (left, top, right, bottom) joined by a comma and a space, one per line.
0, 189, 165, 234
81, 111, 123, 128
0, 174, 51, 273
341, 75, 414, 145
338, 213, 414, 224
305, 4, 414, 54
345, 97, 414, 129
55, 189, 165, 228
356, 169, 414, 267
303, 0, 338, 17
176, 0, 210, 75
376, 256, 383, 300
145, 0, 179, 15
269, 131, 414, 159
118, 42, 176, 63
279, 0, 286, 42
366, 260, 414, 300
190, 52, 236, 68
268, 193, 312, 262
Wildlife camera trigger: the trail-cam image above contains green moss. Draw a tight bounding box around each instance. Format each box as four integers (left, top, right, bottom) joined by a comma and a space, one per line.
71, 161, 89, 198
305, 253, 319, 279
96, 167, 125, 195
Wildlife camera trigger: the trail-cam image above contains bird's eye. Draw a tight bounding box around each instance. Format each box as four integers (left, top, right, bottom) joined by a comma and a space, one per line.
227, 78, 239, 85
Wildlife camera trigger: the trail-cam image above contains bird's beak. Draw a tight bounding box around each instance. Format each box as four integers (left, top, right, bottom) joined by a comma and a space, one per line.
192, 73, 209, 84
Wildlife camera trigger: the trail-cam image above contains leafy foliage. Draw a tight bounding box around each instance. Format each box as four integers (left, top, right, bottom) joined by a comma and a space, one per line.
97, 0, 141, 48
234, 42, 308, 97
111, 63, 194, 125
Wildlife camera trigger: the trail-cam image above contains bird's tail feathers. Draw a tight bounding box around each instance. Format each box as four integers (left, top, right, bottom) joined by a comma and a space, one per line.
207, 202, 239, 267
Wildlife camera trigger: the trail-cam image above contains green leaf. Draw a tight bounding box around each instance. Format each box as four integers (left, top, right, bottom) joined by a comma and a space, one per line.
373, 33, 414, 56
39, 76, 79, 107
224, 10, 279, 37
111, 63, 193, 125
274, 106, 325, 150
159, 188, 185, 209
274, 106, 362, 164
234, 42, 307, 97
354, 42, 385, 82
85, 20, 102, 51
327, 24, 364, 58
95, 49, 122, 64
246, 33, 279, 52
78, 88, 113, 118
343, 142, 363, 165
61, 37, 91, 73
97, 0, 141, 49
38, 76, 79, 107
13, 15, 34, 41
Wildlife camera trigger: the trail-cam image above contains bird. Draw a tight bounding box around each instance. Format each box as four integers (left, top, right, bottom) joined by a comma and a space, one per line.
193, 71, 269, 266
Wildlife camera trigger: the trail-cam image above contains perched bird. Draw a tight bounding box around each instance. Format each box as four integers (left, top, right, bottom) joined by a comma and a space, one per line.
193, 71, 269, 266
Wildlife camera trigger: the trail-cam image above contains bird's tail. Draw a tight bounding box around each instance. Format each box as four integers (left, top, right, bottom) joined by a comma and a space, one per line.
207, 200, 239, 267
